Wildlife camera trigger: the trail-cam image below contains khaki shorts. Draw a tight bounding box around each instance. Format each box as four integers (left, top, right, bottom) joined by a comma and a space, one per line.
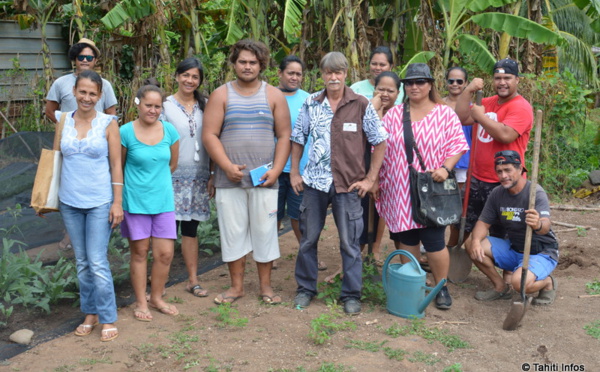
215, 187, 280, 263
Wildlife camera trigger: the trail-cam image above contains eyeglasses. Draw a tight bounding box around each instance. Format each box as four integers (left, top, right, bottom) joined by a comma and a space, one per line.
404, 79, 429, 87
447, 79, 464, 85
77, 55, 95, 62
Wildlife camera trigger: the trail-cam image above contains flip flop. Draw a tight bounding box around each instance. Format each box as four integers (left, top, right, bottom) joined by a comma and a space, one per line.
74, 322, 98, 337
318, 261, 328, 271
214, 292, 242, 305
148, 303, 179, 316
100, 328, 119, 342
186, 284, 208, 298
133, 308, 153, 322
260, 294, 282, 305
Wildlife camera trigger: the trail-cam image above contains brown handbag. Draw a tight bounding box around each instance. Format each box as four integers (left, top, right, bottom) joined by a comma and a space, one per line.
31, 112, 67, 214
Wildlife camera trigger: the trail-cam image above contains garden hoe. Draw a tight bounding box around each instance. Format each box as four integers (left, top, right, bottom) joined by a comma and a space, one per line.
502, 109, 543, 331
448, 91, 482, 283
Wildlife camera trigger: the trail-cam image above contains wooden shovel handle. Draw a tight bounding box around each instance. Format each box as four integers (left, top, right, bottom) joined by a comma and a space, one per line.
522, 110, 543, 271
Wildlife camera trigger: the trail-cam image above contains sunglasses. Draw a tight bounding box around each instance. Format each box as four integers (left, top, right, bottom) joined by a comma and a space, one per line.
404, 79, 429, 87
447, 79, 464, 85
77, 55, 95, 62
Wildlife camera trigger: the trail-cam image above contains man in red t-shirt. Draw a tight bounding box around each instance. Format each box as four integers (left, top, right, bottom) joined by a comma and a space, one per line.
455, 58, 533, 239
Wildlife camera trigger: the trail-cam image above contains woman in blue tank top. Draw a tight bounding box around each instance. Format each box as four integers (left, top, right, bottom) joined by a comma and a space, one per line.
58, 70, 122, 342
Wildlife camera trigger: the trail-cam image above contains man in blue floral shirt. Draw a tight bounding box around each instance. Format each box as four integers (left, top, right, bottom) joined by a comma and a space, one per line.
290, 52, 388, 314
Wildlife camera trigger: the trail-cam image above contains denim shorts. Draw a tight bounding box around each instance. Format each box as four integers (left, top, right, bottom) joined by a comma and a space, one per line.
489, 236, 557, 280
277, 173, 303, 221
121, 211, 177, 240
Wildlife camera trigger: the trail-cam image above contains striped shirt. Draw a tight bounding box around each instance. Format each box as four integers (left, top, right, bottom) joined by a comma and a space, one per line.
214, 81, 276, 188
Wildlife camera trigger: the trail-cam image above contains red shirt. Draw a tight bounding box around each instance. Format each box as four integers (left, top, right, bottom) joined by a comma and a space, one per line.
473, 95, 533, 183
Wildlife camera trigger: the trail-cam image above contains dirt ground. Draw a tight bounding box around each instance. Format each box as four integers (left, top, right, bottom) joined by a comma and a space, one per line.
1, 198, 600, 372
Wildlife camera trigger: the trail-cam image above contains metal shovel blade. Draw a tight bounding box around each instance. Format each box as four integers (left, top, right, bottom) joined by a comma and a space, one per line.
448, 245, 473, 283
502, 296, 533, 331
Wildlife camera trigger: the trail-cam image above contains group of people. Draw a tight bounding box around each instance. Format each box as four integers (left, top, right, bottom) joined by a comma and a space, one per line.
45, 37, 559, 342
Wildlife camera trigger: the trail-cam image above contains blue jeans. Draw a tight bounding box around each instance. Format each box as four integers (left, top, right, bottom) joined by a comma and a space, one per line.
295, 185, 363, 300
60, 202, 117, 324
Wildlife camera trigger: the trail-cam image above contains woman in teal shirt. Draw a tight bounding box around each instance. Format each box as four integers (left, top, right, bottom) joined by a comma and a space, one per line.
121, 81, 180, 321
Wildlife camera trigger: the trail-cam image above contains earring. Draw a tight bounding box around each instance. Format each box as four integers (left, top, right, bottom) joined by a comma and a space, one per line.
134, 97, 140, 105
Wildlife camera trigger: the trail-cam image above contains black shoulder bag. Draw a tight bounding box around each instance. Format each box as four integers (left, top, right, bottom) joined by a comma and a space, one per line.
402, 103, 462, 227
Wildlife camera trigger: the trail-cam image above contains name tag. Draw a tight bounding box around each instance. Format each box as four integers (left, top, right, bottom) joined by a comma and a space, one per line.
343, 123, 357, 132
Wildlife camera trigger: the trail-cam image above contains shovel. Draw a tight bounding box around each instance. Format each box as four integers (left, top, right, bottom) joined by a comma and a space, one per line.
502, 109, 543, 331
448, 90, 482, 283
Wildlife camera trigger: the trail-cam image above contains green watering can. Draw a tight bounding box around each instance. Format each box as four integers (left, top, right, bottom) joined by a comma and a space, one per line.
382, 250, 447, 319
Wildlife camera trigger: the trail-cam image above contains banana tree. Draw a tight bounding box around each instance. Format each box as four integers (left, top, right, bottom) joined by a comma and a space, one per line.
435, 0, 563, 71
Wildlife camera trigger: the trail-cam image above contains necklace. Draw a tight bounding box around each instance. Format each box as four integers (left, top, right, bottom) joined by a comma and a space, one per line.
175, 92, 196, 108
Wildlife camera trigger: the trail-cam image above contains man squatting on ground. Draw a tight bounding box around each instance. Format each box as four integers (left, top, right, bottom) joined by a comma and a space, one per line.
466, 150, 558, 304
291, 52, 388, 315
202, 39, 291, 305
454, 58, 533, 243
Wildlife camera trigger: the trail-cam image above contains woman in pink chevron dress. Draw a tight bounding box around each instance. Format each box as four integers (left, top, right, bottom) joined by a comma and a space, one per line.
375, 63, 469, 310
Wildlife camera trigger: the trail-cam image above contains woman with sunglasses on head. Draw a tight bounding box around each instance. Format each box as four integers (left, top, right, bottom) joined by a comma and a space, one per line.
350, 46, 404, 104
161, 58, 213, 298
374, 63, 468, 310
58, 70, 122, 342
443, 67, 473, 250
121, 80, 180, 321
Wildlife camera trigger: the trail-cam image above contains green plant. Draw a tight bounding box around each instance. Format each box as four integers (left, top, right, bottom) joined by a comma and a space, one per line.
408, 351, 441, 366
383, 346, 407, 361
530, 71, 599, 196
107, 228, 131, 286
344, 339, 387, 352
79, 357, 112, 365
38, 256, 78, 305
156, 331, 200, 361
585, 279, 600, 295
0, 303, 13, 328
361, 261, 386, 306
210, 303, 248, 328
308, 309, 356, 345
443, 363, 464, 372
197, 200, 221, 249
317, 261, 385, 307
584, 320, 600, 340
384, 319, 470, 352
167, 296, 184, 304
315, 363, 353, 372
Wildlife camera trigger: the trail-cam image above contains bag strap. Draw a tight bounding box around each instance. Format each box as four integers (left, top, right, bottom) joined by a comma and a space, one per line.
53, 112, 68, 151
401, 103, 426, 171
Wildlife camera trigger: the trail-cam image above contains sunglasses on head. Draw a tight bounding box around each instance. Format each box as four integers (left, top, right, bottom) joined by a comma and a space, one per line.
447, 79, 464, 85
404, 79, 429, 87
77, 55, 95, 62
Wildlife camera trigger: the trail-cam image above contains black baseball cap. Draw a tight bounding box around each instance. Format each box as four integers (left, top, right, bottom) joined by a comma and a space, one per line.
494, 150, 527, 172
493, 58, 519, 77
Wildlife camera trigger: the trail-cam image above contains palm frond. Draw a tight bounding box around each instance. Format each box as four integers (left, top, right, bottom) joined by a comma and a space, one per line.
557, 30, 599, 89
282, 0, 307, 42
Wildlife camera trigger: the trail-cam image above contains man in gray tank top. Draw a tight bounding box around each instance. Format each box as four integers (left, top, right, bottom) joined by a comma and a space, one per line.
202, 39, 291, 306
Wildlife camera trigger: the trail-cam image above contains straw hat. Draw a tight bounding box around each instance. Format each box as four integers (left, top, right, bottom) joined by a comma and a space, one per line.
75, 38, 101, 58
